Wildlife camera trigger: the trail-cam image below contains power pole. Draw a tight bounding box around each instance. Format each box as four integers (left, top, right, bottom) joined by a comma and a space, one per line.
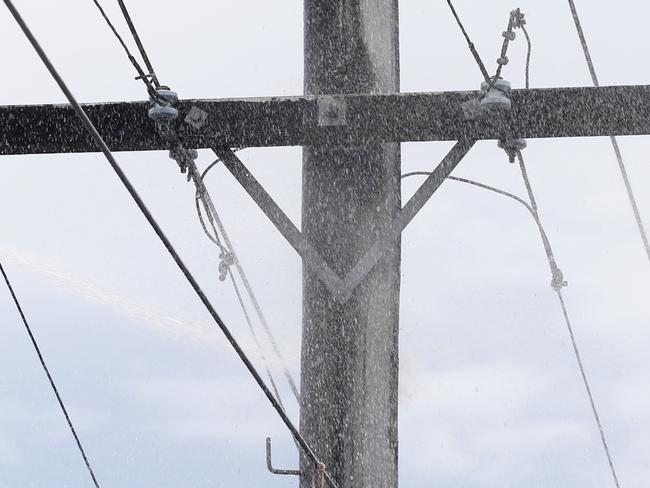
301, 2, 400, 487
4, 6, 650, 487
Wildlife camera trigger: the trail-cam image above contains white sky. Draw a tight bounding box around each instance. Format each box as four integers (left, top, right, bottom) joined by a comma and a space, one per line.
1, 1, 649, 487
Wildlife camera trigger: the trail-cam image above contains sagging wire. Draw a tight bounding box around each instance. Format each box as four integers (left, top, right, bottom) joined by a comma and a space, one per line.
567, 0, 650, 266
95, 0, 299, 409
3, 3, 335, 485
100, 0, 302, 411
191, 157, 301, 403
515, 150, 620, 488
195, 184, 289, 413
402, 160, 620, 487
0, 260, 101, 488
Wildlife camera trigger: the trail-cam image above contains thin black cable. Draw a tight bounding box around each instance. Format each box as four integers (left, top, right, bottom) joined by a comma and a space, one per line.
567, 0, 650, 265
402, 172, 556, 257
0, 261, 100, 488
116, 0, 160, 89
2, 3, 334, 485
445, 0, 491, 83
89, 0, 161, 101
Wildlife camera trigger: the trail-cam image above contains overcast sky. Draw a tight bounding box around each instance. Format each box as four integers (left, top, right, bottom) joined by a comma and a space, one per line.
1, 1, 649, 487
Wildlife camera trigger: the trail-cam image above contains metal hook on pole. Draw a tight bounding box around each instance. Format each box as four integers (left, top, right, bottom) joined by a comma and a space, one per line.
265, 437, 301, 476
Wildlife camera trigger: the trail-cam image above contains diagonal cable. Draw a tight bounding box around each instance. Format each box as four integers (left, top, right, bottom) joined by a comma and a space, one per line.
403, 162, 622, 487
116, 0, 160, 88
195, 159, 301, 402
445, 0, 491, 83
0, 260, 101, 488
195, 191, 288, 410
89, 0, 160, 100
1, 2, 335, 485
516, 151, 621, 488
567, 0, 650, 264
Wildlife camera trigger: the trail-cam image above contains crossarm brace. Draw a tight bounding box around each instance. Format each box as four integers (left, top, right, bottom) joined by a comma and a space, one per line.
214, 140, 475, 302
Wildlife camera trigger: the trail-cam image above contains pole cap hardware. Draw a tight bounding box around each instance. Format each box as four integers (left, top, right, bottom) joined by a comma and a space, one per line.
480, 79, 512, 111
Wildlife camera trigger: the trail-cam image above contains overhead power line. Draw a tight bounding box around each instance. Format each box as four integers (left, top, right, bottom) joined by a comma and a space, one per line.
116, 0, 160, 89
402, 161, 622, 487
445, 0, 491, 83
567, 0, 650, 265
0, 260, 101, 488
193, 171, 298, 407
94, 0, 297, 407
89, 0, 160, 100
102, 0, 299, 410
196, 157, 301, 403
516, 150, 621, 488
2, 2, 334, 485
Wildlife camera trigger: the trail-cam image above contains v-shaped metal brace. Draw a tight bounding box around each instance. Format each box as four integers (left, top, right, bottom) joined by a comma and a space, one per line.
213, 138, 475, 304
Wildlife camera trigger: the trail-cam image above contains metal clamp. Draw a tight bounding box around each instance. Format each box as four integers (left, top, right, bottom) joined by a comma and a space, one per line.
498, 137, 527, 163
551, 265, 568, 291
266, 437, 301, 476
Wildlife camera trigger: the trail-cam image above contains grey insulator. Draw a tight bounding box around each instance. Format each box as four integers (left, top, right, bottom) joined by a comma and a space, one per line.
148, 88, 179, 122
480, 79, 512, 111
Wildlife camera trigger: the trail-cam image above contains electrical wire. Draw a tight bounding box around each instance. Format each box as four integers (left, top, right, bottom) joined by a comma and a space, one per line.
192, 162, 301, 403
93, 0, 300, 444
103, 0, 296, 408
567, 0, 650, 265
516, 150, 621, 488
402, 164, 621, 487
195, 189, 287, 410
2, 3, 335, 485
89, 0, 161, 101
521, 25, 531, 89
112, 0, 298, 413
200, 148, 243, 181
401, 172, 556, 263
116, 0, 160, 89
0, 260, 101, 488
445, 0, 491, 83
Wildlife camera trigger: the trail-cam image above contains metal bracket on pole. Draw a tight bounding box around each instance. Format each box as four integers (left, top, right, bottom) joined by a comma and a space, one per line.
266, 437, 301, 476
214, 139, 475, 303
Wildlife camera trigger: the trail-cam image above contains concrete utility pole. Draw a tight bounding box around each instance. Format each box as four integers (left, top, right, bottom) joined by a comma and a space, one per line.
301, 2, 400, 487
5, 5, 650, 487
